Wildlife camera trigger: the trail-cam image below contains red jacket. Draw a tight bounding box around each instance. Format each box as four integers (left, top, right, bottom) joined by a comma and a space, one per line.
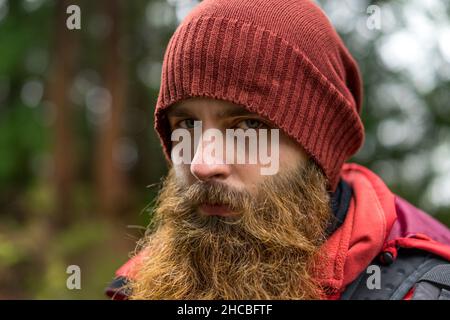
106, 163, 450, 300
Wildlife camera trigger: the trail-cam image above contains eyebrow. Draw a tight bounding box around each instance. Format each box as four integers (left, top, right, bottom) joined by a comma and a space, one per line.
217, 107, 254, 118
166, 105, 194, 118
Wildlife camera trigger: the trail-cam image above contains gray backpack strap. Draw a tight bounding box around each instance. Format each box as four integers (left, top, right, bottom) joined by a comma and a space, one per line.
412, 264, 450, 300
341, 249, 449, 300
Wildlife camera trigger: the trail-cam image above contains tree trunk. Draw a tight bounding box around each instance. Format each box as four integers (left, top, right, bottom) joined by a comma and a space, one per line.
95, 0, 129, 219
47, 0, 79, 228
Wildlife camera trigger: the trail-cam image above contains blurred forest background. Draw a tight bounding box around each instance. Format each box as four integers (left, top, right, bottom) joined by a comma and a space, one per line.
0, 0, 449, 299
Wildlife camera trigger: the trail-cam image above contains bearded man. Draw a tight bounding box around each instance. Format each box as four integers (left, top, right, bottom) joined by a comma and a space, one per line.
106, 0, 450, 300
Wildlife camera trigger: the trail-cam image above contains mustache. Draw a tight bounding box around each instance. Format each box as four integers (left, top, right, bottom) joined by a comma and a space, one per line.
181, 180, 252, 213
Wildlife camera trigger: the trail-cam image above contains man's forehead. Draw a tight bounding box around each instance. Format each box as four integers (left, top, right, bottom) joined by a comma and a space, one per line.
167, 98, 255, 118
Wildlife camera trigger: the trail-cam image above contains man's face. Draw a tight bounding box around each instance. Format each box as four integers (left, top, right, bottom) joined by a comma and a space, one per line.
128, 97, 333, 300
166, 97, 310, 217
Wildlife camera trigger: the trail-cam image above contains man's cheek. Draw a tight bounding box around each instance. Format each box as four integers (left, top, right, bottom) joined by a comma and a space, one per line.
173, 163, 193, 186
232, 164, 264, 194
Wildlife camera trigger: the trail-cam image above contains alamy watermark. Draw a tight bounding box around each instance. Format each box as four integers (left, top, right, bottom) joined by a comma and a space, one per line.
171, 121, 280, 175
366, 265, 381, 290
66, 265, 81, 290
366, 5, 381, 31
66, 4, 81, 30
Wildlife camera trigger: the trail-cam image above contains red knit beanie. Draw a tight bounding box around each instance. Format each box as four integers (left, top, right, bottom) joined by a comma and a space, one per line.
154, 0, 365, 192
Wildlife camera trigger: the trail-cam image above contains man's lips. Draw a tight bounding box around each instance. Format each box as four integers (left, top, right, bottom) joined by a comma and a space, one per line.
199, 204, 236, 217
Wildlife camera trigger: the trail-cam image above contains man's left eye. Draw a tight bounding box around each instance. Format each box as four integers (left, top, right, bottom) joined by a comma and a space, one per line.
237, 119, 265, 130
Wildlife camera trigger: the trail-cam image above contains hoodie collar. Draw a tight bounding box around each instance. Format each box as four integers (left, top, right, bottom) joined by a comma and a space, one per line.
327, 178, 353, 236
315, 163, 397, 295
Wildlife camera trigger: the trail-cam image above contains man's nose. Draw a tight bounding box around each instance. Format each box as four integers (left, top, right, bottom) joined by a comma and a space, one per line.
190, 138, 231, 182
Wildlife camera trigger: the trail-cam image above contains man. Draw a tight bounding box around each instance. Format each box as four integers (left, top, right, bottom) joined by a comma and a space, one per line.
106, 0, 450, 300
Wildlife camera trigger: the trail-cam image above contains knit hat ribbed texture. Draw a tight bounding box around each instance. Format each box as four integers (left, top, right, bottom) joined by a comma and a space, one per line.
154, 0, 365, 192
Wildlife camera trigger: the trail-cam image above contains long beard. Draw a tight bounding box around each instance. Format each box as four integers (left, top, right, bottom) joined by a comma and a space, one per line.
129, 160, 332, 300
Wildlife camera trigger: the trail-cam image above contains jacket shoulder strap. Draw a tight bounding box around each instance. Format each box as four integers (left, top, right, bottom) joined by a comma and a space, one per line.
412, 263, 450, 300
341, 249, 449, 300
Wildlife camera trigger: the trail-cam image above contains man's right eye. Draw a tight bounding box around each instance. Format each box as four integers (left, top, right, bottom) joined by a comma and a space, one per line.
177, 119, 197, 129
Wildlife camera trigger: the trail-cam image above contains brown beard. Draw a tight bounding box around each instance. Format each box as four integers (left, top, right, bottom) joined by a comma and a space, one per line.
129, 160, 332, 300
